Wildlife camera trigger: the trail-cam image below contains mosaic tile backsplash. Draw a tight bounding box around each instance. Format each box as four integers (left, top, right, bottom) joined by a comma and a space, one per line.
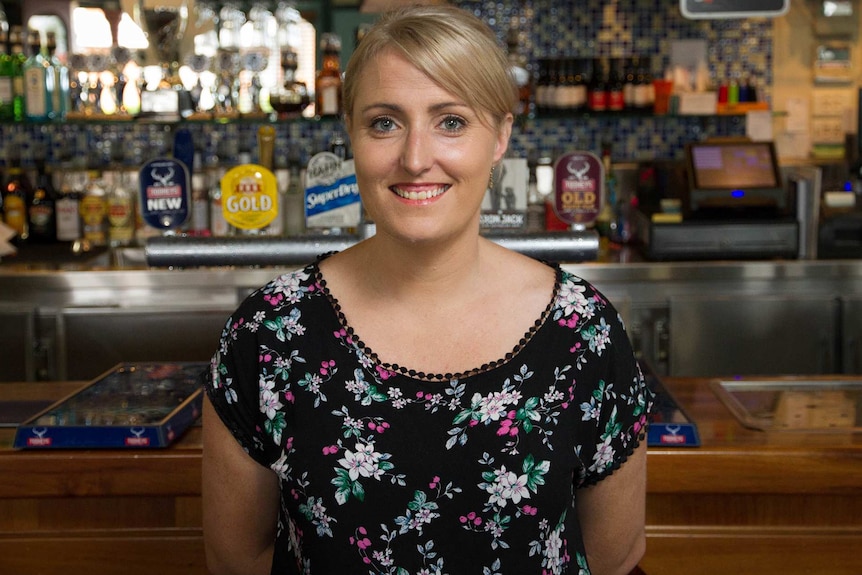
460, 0, 773, 161
0, 0, 772, 167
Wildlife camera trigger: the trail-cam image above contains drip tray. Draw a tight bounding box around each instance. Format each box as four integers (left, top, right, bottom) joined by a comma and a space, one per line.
710, 378, 862, 432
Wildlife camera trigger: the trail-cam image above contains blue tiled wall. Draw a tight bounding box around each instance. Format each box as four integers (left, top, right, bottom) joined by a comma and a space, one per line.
457, 0, 773, 160
1, 0, 772, 167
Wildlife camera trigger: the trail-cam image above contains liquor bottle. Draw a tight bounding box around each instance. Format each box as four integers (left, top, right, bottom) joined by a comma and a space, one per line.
2, 159, 31, 242
544, 59, 559, 111
315, 33, 342, 118
534, 59, 548, 114
505, 18, 531, 117
23, 28, 54, 121
189, 171, 210, 236
105, 170, 135, 247
607, 59, 624, 112
46, 31, 68, 120
572, 59, 588, 112
8, 25, 25, 121
27, 161, 57, 243
588, 58, 608, 113
56, 171, 84, 243
283, 154, 306, 236
558, 58, 575, 111
622, 57, 637, 111
269, 49, 310, 119
79, 170, 107, 247
634, 57, 653, 112
208, 166, 231, 237
0, 27, 14, 120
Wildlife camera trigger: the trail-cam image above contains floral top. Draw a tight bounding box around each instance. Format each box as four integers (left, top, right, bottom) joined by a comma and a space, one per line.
204, 257, 653, 575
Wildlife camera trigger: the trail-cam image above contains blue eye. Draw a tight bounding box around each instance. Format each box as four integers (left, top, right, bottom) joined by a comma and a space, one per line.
441, 115, 466, 132
370, 116, 396, 132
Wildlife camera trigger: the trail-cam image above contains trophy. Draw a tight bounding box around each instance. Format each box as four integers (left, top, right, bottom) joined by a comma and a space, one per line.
131, 0, 190, 118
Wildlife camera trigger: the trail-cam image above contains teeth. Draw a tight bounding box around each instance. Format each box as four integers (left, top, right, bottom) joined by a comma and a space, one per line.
393, 186, 447, 200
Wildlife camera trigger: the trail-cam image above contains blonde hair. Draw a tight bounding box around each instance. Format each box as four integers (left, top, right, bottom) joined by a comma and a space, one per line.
343, 4, 518, 127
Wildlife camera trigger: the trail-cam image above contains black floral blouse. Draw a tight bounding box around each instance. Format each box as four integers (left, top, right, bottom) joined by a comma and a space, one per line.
204, 257, 653, 575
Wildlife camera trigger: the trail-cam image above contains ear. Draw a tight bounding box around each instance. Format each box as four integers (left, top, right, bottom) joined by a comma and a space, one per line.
492, 113, 514, 164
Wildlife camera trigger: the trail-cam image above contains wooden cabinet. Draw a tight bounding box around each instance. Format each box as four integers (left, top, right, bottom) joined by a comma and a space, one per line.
2, 378, 861, 575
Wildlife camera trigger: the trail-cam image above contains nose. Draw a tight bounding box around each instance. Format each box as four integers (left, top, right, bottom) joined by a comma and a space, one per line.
399, 127, 433, 176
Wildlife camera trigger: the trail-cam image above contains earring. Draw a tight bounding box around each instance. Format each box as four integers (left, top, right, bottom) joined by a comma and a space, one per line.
488, 166, 496, 190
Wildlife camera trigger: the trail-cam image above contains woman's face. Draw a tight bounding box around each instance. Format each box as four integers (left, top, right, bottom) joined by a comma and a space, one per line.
346, 48, 512, 246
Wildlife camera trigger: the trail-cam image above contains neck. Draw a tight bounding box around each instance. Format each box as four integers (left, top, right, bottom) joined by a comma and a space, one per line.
350, 230, 489, 304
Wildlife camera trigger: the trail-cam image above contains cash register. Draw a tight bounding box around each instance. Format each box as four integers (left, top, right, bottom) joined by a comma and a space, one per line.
638, 140, 799, 260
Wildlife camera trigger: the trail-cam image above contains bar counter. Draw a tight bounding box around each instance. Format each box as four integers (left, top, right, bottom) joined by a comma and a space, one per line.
1, 377, 860, 575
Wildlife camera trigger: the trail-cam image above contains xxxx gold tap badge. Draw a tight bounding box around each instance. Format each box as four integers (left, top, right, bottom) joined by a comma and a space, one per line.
221, 164, 278, 230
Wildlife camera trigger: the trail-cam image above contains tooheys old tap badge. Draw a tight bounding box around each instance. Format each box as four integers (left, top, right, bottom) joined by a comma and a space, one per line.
553, 151, 603, 228
139, 158, 191, 230
220, 163, 278, 231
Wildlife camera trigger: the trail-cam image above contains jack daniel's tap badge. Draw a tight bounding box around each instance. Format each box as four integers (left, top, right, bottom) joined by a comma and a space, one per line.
553, 151, 603, 229
139, 158, 191, 230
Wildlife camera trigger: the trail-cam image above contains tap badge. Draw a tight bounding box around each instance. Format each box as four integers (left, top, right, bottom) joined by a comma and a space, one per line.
139, 158, 191, 230
221, 163, 279, 231
553, 151, 603, 227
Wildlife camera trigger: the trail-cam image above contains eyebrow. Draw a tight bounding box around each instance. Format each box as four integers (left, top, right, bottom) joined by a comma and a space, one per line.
358, 101, 470, 115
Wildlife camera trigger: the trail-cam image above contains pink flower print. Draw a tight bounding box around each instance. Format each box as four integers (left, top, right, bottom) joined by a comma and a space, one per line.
376, 365, 394, 380
522, 504, 538, 516
429, 476, 440, 489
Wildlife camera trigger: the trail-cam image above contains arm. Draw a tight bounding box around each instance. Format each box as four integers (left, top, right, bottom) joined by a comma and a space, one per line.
577, 441, 648, 575
202, 395, 281, 575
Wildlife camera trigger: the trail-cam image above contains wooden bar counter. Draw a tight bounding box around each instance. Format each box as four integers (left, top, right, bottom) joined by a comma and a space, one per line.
1, 378, 860, 575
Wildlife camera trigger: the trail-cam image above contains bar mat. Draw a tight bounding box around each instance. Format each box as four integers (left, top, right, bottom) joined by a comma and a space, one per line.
0, 401, 54, 428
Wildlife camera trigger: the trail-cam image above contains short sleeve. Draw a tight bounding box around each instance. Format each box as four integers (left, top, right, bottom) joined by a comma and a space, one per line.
202, 296, 273, 468
572, 282, 653, 488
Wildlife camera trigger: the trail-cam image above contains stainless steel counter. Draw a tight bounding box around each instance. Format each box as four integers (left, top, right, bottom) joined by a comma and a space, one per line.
2, 246, 862, 382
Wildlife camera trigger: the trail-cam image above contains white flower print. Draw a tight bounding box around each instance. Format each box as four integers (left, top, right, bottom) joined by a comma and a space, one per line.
484, 466, 530, 507
589, 435, 615, 474
558, 280, 590, 317
338, 441, 388, 481
260, 378, 283, 419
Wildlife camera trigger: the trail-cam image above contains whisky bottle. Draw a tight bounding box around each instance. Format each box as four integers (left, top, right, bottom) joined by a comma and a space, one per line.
79, 170, 108, 247
2, 159, 31, 242
315, 33, 342, 118
27, 161, 58, 243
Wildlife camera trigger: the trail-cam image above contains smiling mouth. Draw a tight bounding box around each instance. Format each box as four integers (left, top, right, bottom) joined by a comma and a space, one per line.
391, 185, 450, 201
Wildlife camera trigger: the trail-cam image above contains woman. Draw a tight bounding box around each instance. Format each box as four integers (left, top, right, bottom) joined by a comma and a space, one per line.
202, 5, 652, 575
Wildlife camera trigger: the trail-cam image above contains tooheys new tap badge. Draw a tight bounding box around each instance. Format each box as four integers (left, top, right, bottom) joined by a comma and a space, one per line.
553, 151, 603, 228
139, 158, 191, 230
